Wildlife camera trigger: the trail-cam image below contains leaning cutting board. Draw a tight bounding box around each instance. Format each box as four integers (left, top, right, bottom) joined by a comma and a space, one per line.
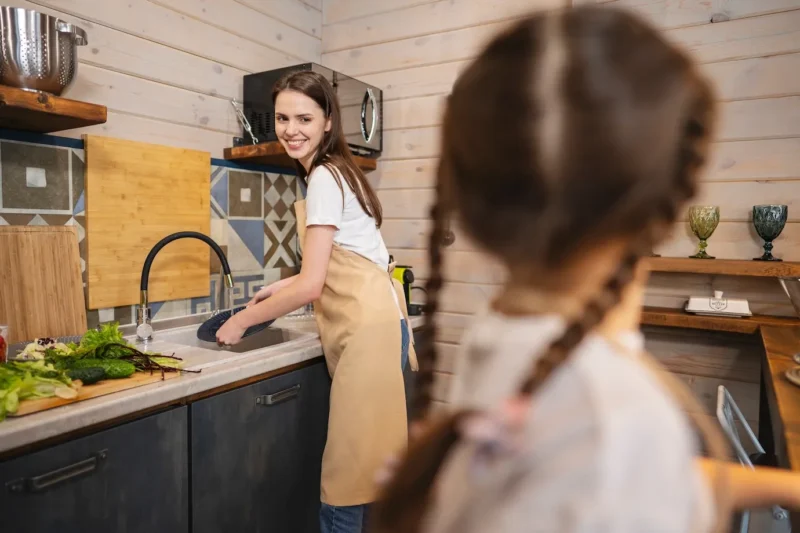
0, 226, 87, 343
10, 371, 182, 417
84, 135, 211, 309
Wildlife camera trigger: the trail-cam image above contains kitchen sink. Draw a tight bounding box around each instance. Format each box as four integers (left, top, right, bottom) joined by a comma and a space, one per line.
160, 325, 310, 353
135, 322, 318, 371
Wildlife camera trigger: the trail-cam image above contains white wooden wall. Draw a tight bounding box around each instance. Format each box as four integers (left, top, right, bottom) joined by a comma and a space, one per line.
33, 0, 322, 158
322, 0, 800, 410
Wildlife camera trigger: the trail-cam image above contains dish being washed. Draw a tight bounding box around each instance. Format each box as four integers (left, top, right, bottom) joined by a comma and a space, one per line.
196, 306, 275, 343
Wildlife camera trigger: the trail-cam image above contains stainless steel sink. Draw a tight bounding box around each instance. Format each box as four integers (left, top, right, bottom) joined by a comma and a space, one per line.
160, 326, 310, 353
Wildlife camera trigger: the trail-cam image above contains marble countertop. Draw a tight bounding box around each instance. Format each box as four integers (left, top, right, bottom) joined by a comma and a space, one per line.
0, 315, 425, 455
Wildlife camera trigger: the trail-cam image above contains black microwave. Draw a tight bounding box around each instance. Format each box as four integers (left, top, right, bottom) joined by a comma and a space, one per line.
242, 63, 383, 157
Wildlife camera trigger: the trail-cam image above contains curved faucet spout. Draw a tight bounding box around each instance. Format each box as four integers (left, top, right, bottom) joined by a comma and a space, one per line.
137, 231, 233, 342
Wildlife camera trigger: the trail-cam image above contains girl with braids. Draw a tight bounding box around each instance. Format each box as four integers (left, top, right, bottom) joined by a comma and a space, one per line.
216, 70, 418, 533
370, 5, 800, 533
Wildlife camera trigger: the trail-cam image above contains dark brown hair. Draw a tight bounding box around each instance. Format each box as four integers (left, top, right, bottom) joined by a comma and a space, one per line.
272, 70, 383, 226
372, 6, 730, 533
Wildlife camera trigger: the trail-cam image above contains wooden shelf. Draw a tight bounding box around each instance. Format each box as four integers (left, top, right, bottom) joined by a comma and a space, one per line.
643, 257, 800, 278
0, 85, 107, 133
641, 306, 800, 334
223, 141, 378, 173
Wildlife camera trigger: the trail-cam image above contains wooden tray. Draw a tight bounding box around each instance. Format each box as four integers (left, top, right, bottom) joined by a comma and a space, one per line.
10, 371, 182, 417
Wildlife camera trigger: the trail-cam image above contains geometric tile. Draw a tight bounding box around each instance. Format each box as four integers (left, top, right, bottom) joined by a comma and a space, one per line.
71, 150, 85, 213
229, 170, 262, 218
73, 191, 85, 216
28, 214, 48, 225
1, 213, 34, 225
210, 166, 228, 218
265, 173, 297, 221
264, 219, 296, 268
41, 214, 73, 226
1, 141, 70, 210
0, 216, 7, 225
227, 219, 263, 272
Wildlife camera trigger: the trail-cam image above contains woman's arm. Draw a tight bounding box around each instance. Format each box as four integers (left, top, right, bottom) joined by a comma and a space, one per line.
697, 457, 800, 510
215, 226, 335, 344
247, 274, 299, 306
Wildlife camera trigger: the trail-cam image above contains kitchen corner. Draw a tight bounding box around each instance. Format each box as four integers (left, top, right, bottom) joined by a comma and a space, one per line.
0, 314, 425, 456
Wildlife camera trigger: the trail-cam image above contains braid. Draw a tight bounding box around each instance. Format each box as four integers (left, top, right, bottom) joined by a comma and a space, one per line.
413, 174, 448, 420
518, 245, 642, 396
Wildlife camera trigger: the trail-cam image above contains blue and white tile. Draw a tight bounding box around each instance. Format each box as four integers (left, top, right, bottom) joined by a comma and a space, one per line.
227, 219, 264, 272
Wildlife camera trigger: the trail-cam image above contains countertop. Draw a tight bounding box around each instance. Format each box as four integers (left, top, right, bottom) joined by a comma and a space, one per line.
0, 315, 426, 455
760, 326, 800, 472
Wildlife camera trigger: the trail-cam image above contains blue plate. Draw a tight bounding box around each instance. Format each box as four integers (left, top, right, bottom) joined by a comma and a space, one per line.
196, 306, 274, 343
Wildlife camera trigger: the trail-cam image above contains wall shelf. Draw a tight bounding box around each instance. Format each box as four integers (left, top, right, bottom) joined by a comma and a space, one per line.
643, 257, 800, 278
0, 86, 107, 133
641, 306, 800, 334
223, 141, 378, 173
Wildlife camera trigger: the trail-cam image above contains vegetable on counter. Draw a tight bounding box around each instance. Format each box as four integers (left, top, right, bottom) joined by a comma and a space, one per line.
0, 322, 201, 421
69, 359, 136, 379
0, 360, 79, 420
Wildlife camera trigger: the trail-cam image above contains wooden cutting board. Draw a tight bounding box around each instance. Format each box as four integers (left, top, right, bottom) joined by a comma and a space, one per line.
84, 135, 211, 310
10, 371, 182, 417
0, 226, 87, 344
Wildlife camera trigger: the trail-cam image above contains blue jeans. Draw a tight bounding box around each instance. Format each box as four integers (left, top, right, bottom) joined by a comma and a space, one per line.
319, 320, 410, 533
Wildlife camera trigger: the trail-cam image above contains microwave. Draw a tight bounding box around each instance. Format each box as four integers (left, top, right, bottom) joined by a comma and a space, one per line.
242, 63, 383, 157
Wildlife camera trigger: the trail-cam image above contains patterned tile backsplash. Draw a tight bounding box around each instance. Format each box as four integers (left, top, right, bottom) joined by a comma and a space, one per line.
0, 136, 300, 330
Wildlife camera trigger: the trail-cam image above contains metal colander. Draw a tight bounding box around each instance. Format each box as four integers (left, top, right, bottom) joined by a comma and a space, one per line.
0, 6, 87, 95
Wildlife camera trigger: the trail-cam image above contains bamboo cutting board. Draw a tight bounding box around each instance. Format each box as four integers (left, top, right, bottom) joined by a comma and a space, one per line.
84, 135, 211, 309
10, 371, 182, 417
0, 226, 87, 344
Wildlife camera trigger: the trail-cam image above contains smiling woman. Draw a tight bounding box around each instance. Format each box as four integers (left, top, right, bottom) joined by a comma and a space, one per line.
213, 69, 417, 533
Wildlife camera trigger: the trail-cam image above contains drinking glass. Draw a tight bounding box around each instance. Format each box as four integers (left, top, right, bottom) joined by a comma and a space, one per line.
689, 206, 720, 259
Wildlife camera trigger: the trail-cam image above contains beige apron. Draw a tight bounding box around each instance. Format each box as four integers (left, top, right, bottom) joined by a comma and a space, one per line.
295, 200, 418, 506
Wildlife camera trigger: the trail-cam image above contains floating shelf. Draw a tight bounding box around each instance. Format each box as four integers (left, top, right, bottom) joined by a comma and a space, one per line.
0, 85, 107, 133
641, 306, 800, 334
643, 257, 800, 278
223, 141, 378, 173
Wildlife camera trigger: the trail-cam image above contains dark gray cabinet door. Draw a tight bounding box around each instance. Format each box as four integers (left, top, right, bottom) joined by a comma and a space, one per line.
191, 360, 330, 533
0, 406, 189, 533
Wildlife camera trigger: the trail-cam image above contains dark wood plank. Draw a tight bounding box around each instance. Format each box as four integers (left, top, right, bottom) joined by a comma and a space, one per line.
644, 257, 800, 278
759, 326, 800, 473
224, 141, 378, 173
0, 86, 107, 133
641, 307, 800, 334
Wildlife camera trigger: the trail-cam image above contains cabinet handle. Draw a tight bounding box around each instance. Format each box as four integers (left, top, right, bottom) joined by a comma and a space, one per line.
6, 449, 108, 494
256, 384, 300, 406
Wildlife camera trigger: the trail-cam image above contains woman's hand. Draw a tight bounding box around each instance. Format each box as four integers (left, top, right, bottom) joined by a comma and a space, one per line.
215, 313, 248, 346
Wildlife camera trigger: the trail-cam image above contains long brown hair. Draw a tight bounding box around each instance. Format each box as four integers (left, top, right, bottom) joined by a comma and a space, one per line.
372, 6, 731, 533
272, 70, 383, 226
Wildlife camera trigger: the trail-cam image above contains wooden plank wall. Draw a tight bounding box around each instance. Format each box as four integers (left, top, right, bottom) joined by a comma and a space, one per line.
322, 0, 800, 415
31, 0, 322, 158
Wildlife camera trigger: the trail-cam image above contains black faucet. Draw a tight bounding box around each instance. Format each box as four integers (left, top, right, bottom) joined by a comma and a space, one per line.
136, 231, 234, 342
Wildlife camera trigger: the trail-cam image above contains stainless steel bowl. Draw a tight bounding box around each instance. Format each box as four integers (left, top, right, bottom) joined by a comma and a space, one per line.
0, 6, 87, 95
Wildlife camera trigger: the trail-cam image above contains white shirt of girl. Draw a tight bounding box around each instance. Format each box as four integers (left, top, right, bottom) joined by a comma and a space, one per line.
305, 164, 403, 317
422, 308, 714, 533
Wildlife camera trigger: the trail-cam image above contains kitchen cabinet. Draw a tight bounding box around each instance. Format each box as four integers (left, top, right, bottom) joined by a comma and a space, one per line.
0, 406, 189, 533
191, 360, 331, 533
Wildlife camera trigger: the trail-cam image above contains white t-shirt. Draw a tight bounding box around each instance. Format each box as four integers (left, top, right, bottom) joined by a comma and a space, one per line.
422, 309, 715, 533
305, 164, 403, 317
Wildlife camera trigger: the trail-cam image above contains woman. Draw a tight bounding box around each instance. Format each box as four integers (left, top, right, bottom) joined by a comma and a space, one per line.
370, 6, 800, 533
216, 70, 417, 533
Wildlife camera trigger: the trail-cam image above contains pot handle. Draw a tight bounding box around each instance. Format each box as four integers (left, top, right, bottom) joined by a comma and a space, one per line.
57, 21, 88, 46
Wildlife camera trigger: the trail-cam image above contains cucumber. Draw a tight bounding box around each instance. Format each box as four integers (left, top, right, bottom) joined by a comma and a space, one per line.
69, 359, 135, 379
66, 367, 106, 385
